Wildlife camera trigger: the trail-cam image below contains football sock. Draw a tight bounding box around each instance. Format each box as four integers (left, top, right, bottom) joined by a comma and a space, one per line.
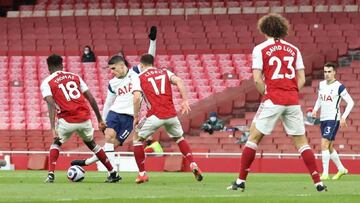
104, 142, 116, 166
239, 141, 257, 180
133, 142, 146, 172
48, 144, 60, 173
93, 145, 114, 172
85, 155, 98, 165
176, 138, 194, 163
321, 150, 330, 175
330, 150, 345, 171
299, 145, 321, 184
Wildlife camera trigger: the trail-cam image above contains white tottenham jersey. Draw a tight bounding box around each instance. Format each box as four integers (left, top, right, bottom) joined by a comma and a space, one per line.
313, 80, 354, 121
103, 69, 138, 119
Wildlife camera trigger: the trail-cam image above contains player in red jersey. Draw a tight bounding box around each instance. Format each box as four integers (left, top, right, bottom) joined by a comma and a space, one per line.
227, 13, 327, 192
40, 54, 120, 183
131, 54, 203, 184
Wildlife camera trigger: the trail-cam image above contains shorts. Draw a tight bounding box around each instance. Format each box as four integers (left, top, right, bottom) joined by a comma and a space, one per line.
137, 115, 183, 139
106, 111, 133, 145
320, 120, 340, 141
57, 118, 94, 143
253, 99, 305, 136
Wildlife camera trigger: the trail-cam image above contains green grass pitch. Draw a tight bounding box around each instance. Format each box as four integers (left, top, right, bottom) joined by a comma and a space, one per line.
0, 171, 359, 203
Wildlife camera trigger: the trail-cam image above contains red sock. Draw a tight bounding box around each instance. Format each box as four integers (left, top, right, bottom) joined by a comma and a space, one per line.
177, 139, 194, 163
133, 144, 146, 172
239, 144, 257, 180
300, 147, 321, 184
95, 147, 114, 172
48, 146, 60, 173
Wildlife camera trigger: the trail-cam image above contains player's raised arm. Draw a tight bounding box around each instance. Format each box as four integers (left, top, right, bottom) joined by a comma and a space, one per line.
83, 90, 106, 133
148, 26, 157, 57
170, 74, 191, 114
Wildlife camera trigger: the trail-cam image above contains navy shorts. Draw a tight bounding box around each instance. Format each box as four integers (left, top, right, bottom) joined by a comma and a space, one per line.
106, 111, 134, 145
320, 120, 340, 141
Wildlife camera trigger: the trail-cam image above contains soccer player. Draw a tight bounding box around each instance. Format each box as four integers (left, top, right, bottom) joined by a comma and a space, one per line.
40, 54, 120, 183
227, 13, 326, 192
71, 26, 157, 168
131, 54, 203, 184
312, 62, 354, 180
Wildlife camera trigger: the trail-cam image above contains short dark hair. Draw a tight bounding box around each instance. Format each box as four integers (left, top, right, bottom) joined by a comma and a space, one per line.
324, 62, 338, 71
108, 55, 125, 65
47, 54, 63, 71
257, 13, 289, 39
140, 54, 154, 66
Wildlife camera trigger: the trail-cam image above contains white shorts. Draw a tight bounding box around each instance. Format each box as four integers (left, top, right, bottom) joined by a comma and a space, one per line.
137, 115, 184, 139
57, 118, 94, 143
253, 99, 305, 136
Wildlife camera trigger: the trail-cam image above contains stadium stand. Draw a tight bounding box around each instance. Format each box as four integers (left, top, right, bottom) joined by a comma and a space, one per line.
0, 1, 359, 161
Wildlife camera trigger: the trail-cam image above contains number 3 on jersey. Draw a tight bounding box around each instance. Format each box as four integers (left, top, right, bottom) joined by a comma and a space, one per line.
58, 81, 81, 101
148, 75, 166, 95
270, 56, 295, 80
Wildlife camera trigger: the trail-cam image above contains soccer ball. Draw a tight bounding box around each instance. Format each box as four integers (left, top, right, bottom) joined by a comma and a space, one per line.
67, 165, 85, 182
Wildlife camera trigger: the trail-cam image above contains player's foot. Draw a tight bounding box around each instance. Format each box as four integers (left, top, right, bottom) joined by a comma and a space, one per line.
135, 173, 149, 184
71, 159, 86, 166
44, 173, 55, 183
320, 174, 330, 180
227, 181, 245, 191
316, 184, 328, 192
105, 171, 121, 183
190, 162, 203, 182
332, 168, 348, 180
0, 160, 6, 167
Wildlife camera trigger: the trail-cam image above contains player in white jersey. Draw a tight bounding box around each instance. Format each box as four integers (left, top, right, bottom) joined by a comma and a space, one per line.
312, 62, 354, 180
71, 26, 157, 168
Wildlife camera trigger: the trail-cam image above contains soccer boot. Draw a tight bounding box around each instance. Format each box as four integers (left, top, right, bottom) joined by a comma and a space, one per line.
71, 159, 86, 166
190, 162, 203, 182
105, 171, 121, 183
332, 168, 348, 180
227, 181, 245, 191
320, 174, 330, 180
45, 173, 55, 183
135, 173, 149, 184
316, 184, 328, 192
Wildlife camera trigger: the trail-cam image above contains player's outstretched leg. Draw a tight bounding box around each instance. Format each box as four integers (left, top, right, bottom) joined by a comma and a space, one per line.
330, 150, 348, 180
299, 145, 327, 192
227, 141, 257, 191
176, 137, 203, 181
45, 143, 61, 183
133, 141, 148, 184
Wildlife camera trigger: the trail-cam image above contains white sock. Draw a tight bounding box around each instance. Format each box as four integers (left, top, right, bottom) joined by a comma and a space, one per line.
330, 150, 345, 172
139, 171, 146, 176
236, 178, 245, 185
321, 150, 330, 175
104, 143, 116, 166
85, 154, 98, 165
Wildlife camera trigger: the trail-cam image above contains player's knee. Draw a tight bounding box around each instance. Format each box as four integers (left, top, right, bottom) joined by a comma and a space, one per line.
52, 138, 62, 147
173, 136, 184, 142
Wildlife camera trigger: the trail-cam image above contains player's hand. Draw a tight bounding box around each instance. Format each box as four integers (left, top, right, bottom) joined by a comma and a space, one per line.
98, 121, 107, 134
340, 118, 347, 128
148, 26, 157, 40
51, 128, 59, 140
180, 101, 191, 114
311, 110, 317, 118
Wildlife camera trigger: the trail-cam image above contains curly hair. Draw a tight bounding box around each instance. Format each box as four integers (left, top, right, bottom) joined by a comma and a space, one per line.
257, 13, 290, 39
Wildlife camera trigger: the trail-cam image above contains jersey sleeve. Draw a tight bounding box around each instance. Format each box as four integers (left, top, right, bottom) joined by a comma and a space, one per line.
131, 74, 142, 93
40, 81, 52, 98
252, 46, 263, 70
79, 76, 89, 93
295, 48, 305, 70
